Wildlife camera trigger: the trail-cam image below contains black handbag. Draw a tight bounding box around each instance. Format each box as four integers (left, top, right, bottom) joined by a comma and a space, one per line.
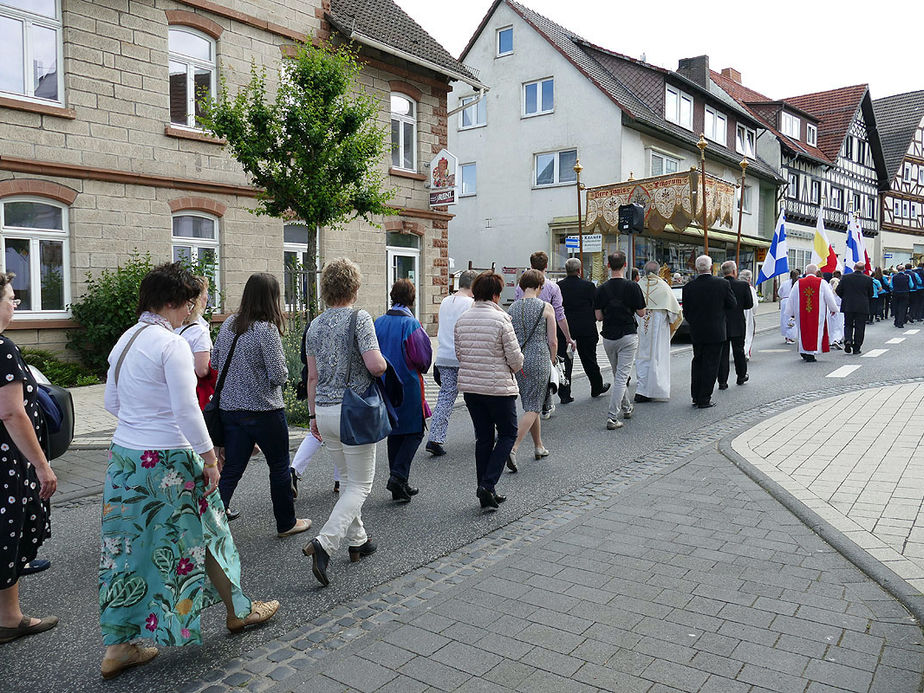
339, 310, 391, 446
28, 366, 75, 461
203, 331, 240, 447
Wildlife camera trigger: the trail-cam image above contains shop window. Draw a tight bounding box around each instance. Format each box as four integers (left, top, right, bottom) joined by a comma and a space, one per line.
168, 27, 216, 129
0, 0, 62, 104
523, 78, 553, 117
0, 198, 69, 314
390, 93, 416, 171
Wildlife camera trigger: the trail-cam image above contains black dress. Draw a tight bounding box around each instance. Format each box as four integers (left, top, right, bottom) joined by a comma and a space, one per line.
0, 335, 50, 588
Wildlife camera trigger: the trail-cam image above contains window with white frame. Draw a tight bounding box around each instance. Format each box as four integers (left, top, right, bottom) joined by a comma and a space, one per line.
460, 163, 477, 196
830, 187, 843, 210
844, 136, 854, 160
856, 139, 867, 165
867, 195, 876, 220
168, 27, 216, 129
534, 149, 577, 187
496, 26, 513, 56
0, 198, 69, 314
787, 248, 812, 273
736, 124, 755, 158
905, 163, 914, 182
787, 172, 799, 199
665, 85, 693, 130
736, 185, 752, 213
459, 95, 486, 129
650, 150, 680, 177
390, 93, 417, 171
912, 202, 919, 220
918, 167, 924, 186
283, 223, 317, 310
894, 198, 903, 218
809, 179, 820, 204
852, 192, 862, 215
172, 213, 220, 297
0, 0, 62, 103
704, 106, 727, 145
781, 112, 800, 140
523, 78, 553, 116
806, 124, 817, 147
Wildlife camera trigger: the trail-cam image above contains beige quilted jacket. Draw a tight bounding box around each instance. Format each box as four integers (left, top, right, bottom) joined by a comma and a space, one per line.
454, 300, 523, 396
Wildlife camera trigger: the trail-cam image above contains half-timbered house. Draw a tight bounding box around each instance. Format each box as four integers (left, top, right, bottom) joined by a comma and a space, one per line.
873, 90, 924, 266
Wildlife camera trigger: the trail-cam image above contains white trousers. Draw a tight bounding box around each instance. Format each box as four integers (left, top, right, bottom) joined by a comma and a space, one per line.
314, 404, 375, 554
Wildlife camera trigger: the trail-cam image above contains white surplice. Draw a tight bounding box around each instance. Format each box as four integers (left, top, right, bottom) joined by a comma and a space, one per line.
777, 279, 796, 341
636, 310, 674, 399
785, 277, 839, 355
743, 285, 759, 358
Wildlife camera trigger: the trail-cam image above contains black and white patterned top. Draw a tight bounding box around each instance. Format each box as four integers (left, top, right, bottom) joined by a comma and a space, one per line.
305, 307, 380, 406
212, 316, 288, 411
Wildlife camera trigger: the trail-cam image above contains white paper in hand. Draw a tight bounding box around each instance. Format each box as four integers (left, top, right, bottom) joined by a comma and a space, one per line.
291, 435, 322, 477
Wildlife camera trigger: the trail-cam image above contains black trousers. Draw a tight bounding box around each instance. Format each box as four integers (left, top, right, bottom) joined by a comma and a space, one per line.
893, 294, 909, 327
386, 431, 424, 482
557, 334, 604, 399
843, 312, 868, 350
690, 341, 722, 405
912, 291, 924, 320
717, 336, 747, 386
869, 297, 881, 322
463, 393, 517, 493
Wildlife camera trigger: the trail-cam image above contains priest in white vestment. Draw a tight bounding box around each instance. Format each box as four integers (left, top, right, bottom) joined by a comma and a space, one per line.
635, 262, 683, 401
740, 269, 759, 359
827, 274, 844, 348
784, 264, 839, 362
777, 269, 799, 344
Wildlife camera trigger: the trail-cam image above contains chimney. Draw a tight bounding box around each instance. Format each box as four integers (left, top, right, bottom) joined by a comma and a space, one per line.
676, 55, 709, 88
720, 67, 742, 84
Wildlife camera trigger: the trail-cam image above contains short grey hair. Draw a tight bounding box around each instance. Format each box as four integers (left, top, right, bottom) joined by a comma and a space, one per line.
896, 264, 904, 271
457, 269, 477, 289
644, 261, 659, 274
564, 258, 582, 276
739, 269, 752, 283
721, 260, 737, 277
805, 263, 819, 275
695, 255, 712, 273
854, 262, 865, 272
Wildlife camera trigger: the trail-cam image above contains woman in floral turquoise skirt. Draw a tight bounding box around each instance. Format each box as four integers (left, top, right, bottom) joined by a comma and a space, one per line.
98, 263, 279, 679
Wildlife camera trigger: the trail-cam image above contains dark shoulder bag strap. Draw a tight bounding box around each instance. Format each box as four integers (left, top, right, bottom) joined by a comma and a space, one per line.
179, 323, 196, 335
113, 324, 152, 386
343, 309, 360, 384
212, 331, 242, 408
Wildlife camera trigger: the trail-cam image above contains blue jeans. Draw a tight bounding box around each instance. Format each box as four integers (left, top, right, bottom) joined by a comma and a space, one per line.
387, 431, 423, 482
218, 409, 295, 533
463, 393, 517, 493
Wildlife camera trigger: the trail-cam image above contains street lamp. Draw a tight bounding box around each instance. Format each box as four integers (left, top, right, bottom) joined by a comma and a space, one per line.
574, 158, 585, 277
735, 157, 749, 265
697, 134, 709, 257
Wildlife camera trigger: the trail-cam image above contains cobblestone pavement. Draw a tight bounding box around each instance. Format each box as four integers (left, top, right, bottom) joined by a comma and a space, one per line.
135, 378, 924, 693
733, 382, 924, 594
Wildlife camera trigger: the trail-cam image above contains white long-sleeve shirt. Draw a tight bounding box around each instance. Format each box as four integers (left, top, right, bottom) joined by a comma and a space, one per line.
104, 322, 213, 454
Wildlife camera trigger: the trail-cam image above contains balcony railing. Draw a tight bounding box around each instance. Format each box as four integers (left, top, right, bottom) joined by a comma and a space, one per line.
783, 199, 877, 235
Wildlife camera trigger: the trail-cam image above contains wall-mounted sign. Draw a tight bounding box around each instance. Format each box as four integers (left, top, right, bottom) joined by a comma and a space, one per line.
565, 234, 603, 253
429, 149, 457, 208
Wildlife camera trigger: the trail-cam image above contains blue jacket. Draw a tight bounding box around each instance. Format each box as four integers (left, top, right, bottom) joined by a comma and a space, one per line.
892, 272, 911, 293
374, 306, 432, 435
872, 278, 883, 298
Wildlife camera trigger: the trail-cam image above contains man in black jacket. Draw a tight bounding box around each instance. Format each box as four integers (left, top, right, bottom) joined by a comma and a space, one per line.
682, 255, 737, 408
836, 263, 874, 354
717, 261, 754, 389
891, 265, 911, 328
557, 258, 608, 401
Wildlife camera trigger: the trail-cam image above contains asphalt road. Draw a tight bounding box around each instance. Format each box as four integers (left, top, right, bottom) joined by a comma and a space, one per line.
3, 317, 923, 692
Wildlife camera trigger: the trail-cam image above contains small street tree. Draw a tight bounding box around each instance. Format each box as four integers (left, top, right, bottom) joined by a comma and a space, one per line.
200, 40, 395, 318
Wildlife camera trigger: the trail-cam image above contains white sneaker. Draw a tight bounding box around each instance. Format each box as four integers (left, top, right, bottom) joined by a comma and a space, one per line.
622, 407, 634, 420
541, 404, 555, 420
606, 418, 623, 430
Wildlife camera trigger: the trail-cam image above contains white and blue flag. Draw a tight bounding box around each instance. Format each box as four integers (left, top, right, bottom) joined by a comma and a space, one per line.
842, 213, 862, 274
757, 211, 789, 285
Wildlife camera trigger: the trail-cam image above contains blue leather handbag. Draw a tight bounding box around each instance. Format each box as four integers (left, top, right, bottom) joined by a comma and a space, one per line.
340, 310, 392, 446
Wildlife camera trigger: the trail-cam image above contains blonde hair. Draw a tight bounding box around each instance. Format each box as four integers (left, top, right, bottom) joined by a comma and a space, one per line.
184, 276, 209, 324
321, 258, 362, 306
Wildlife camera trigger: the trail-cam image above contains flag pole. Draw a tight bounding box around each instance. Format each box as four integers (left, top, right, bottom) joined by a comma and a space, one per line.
574, 159, 584, 278
735, 157, 749, 266
697, 135, 709, 259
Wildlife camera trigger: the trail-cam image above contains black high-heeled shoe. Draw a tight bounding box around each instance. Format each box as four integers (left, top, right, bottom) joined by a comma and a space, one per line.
302, 538, 330, 586
386, 477, 418, 502
477, 486, 499, 509
348, 539, 377, 562
506, 450, 518, 473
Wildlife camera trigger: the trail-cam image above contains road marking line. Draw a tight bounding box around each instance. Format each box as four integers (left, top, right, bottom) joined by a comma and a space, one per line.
905, 329, 920, 335
758, 349, 790, 353
861, 349, 888, 358
827, 365, 861, 378
886, 338, 905, 344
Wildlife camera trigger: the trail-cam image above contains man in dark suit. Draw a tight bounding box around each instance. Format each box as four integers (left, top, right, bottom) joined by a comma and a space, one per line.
717, 260, 754, 389
682, 255, 737, 408
891, 265, 911, 328
557, 258, 608, 401
836, 262, 874, 354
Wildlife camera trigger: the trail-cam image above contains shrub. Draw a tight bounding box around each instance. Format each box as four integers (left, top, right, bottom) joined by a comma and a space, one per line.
282, 308, 311, 427
21, 348, 100, 388
67, 252, 156, 375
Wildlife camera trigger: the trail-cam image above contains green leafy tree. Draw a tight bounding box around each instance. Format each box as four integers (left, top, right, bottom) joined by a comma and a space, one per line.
200, 40, 396, 318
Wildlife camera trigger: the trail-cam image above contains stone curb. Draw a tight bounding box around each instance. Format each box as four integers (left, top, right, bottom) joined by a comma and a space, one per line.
717, 408, 924, 628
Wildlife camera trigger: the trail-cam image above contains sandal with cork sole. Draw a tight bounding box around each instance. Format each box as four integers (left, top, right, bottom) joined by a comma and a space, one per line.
101, 644, 159, 680
226, 600, 280, 634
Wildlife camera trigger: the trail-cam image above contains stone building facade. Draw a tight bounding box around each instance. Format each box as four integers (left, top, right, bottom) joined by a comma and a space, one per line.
0, 0, 480, 354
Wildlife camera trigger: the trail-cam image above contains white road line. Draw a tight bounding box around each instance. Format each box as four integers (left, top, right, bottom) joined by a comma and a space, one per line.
905, 329, 920, 335
758, 349, 790, 353
886, 338, 905, 344
827, 365, 861, 378
861, 349, 888, 358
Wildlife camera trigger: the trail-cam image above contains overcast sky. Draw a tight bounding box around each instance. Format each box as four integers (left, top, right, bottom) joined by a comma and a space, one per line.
395, 0, 921, 101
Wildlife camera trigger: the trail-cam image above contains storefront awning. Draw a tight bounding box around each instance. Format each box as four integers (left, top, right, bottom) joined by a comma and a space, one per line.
677, 226, 771, 248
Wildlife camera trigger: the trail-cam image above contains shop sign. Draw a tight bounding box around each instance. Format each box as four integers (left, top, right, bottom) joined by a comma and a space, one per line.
756, 248, 768, 262
429, 149, 457, 207
565, 233, 603, 252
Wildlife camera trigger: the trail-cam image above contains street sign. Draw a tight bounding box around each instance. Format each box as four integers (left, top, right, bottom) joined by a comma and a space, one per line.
565, 233, 603, 253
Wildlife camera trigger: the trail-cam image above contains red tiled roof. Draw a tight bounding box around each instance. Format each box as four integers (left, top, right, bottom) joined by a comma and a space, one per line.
783, 85, 869, 162
710, 70, 832, 164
